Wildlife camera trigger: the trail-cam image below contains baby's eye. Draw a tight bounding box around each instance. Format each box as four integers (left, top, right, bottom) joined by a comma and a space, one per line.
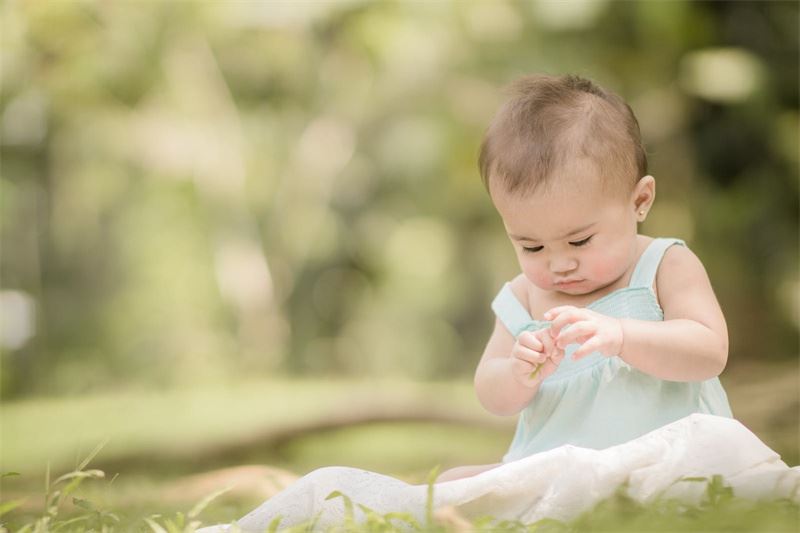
569, 235, 593, 247
522, 245, 543, 254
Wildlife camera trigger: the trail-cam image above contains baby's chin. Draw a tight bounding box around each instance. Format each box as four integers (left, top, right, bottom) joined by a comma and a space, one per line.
528, 277, 608, 297
548, 279, 612, 298
553, 287, 591, 297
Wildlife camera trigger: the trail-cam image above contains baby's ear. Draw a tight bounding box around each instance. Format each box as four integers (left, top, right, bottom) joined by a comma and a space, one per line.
632, 175, 656, 211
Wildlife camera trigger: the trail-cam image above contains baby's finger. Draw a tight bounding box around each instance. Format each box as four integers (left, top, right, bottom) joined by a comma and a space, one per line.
556, 320, 595, 349
572, 337, 602, 360
542, 305, 576, 321
518, 330, 543, 351
511, 358, 535, 373
538, 328, 557, 356
513, 344, 546, 365
511, 359, 537, 383
548, 308, 588, 337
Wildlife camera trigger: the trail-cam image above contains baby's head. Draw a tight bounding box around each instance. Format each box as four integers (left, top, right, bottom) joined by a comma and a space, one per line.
479, 73, 656, 295
479, 73, 648, 202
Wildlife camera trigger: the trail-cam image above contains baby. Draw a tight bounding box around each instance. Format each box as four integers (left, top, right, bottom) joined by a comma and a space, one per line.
436, 73, 734, 482
195, 74, 741, 532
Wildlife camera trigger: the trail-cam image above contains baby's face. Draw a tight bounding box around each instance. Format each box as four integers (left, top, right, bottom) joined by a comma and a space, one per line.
492, 171, 640, 297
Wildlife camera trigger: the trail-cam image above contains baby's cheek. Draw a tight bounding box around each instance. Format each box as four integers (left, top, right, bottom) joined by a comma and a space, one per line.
518, 254, 554, 289
589, 254, 626, 283
523, 269, 551, 290
591, 263, 615, 281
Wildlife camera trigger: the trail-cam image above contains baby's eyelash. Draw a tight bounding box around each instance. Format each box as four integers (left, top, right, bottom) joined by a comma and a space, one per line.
522, 235, 593, 254
571, 235, 593, 247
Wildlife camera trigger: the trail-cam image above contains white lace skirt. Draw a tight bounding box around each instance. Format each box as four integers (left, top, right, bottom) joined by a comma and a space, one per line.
197, 413, 800, 532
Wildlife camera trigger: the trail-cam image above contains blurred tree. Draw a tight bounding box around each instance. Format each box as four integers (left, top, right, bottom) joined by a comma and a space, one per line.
0, 0, 796, 399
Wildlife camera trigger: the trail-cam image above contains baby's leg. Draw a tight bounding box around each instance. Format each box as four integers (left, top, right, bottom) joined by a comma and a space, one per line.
201, 466, 429, 532
436, 462, 504, 483
196, 463, 506, 532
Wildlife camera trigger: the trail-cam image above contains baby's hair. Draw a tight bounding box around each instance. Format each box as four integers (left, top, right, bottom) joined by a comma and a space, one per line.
478, 73, 647, 201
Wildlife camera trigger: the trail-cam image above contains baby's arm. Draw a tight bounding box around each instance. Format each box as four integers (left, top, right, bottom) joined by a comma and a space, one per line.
474, 279, 564, 416
474, 317, 542, 416
550, 245, 728, 382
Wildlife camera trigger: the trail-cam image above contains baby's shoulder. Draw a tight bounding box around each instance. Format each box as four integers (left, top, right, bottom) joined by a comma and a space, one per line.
655, 240, 712, 303
658, 238, 705, 276
508, 273, 549, 322
508, 273, 531, 310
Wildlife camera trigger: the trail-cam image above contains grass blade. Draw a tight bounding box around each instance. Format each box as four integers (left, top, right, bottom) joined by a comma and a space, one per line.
77, 438, 110, 472
51, 514, 92, 532
425, 464, 441, 528
188, 485, 233, 519
325, 490, 355, 529
144, 517, 169, 533
53, 469, 105, 487
44, 461, 51, 510
266, 515, 284, 532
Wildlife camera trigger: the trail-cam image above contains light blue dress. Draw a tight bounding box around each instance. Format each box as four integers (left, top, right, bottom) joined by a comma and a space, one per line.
492, 237, 734, 463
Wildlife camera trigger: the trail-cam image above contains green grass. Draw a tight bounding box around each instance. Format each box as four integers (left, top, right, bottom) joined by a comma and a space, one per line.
2, 449, 799, 533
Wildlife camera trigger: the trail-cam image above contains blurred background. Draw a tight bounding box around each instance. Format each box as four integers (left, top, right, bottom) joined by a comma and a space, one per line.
1, 0, 798, 527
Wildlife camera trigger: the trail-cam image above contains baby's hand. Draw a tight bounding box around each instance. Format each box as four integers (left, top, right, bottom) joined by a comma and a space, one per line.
544, 306, 624, 361
510, 329, 566, 388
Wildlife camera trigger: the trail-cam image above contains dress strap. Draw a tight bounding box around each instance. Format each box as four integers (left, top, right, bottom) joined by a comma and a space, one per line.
491, 282, 536, 338
628, 237, 687, 289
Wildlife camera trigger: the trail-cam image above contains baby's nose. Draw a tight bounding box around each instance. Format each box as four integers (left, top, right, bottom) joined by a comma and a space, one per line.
549, 258, 578, 273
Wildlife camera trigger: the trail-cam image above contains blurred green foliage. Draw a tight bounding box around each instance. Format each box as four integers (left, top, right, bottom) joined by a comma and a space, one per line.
1, 0, 797, 399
